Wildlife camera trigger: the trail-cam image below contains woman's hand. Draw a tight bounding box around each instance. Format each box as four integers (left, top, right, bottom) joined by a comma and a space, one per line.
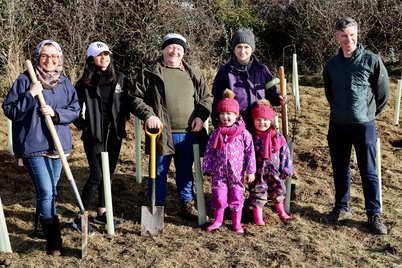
29, 81, 42, 97
40, 104, 55, 117
279, 95, 288, 105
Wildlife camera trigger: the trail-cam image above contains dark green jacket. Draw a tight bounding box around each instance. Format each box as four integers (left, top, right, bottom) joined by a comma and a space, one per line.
129, 58, 212, 155
323, 44, 389, 125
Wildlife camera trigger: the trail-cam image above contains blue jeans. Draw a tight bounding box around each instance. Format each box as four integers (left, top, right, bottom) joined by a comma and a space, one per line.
327, 121, 381, 216
23, 156, 62, 220
149, 132, 195, 205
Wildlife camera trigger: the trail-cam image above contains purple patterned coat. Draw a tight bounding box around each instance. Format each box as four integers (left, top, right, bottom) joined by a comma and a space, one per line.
249, 133, 294, 207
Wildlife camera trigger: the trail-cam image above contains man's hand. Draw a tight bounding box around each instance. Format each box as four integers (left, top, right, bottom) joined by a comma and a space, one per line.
191, 117, 203, 132
145, 115, 163, 129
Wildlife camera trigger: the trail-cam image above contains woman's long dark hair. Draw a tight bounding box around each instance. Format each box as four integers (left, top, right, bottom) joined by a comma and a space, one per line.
81, 55, 117, 87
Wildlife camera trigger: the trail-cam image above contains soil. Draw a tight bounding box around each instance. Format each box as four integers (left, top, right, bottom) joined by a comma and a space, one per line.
0, 82, 401, 267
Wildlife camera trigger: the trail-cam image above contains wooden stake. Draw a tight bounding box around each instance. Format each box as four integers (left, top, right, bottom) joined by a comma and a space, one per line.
279, 66, 288, 140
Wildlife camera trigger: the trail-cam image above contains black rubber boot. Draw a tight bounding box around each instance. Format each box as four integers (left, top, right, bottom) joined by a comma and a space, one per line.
33, 208, 45, 239
40, 216, 63, 256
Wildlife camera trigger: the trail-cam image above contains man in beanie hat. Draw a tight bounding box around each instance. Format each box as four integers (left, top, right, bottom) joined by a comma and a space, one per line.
211, 28, 286, 131
249, 99, 293, 225
129, 33, 212, 221
161, 33, 187, 53
203, 89, 256, 233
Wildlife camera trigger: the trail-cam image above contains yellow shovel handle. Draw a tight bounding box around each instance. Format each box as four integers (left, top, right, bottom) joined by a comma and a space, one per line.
145, 126, 162, 179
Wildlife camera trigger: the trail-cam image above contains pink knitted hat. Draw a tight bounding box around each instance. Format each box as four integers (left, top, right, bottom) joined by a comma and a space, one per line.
251, 103, 276, 122
217, 89, 239, 115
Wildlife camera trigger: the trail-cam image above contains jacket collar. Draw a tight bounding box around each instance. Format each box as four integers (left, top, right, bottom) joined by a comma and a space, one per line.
338, 43, 364, 59
229, 54, 259, 73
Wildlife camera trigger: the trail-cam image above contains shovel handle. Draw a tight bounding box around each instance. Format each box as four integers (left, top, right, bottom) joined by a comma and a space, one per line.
145, 126, 162, 179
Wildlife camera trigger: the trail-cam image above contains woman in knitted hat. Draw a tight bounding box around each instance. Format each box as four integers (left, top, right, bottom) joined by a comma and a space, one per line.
250, 99, 293, 224
2, 40, 80, 255
211, 28, 286, 130
202, 89, 256, 233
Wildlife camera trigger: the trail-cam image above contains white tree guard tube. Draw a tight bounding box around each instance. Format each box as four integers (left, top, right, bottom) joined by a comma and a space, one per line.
284, 178, 292, 214
292, 54, 300, 111
285, 141, 295, 212
7, 119, 13, 155
193, 144, 208, 226
101, 152, 115, 235
203, 118, 209, 135
279, 67, 289, 140
394, 80, 401, 125
0, 198, 12, 253
135, 117, 142, 183
274, 115, 279, 130
375, 138, 382, 212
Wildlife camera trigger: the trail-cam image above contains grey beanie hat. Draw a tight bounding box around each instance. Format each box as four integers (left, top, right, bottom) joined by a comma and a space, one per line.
231, 28, 255, 50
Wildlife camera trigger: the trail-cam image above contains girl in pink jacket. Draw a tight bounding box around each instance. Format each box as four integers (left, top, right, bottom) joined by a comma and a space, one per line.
203, 89, 256, 233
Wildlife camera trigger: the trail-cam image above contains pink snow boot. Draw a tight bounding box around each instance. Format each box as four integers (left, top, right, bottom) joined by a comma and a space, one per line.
275, 202, 291, 221
253, 207, 265, 226
232, 210, 244, 233
206, 209, 224, 232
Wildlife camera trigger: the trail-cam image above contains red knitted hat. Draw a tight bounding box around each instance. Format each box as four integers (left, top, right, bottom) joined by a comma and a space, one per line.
251, 104, 276, 122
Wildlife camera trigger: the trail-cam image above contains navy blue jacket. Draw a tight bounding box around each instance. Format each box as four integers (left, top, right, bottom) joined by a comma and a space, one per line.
2, 71, 80, 157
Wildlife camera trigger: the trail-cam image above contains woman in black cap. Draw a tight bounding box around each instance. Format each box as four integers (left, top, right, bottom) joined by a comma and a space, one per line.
72, 41, 131, 234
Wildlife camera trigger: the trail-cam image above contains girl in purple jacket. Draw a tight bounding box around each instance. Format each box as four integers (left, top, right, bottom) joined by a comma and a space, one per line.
250, 100, 293, 225
203, 89, 256, 233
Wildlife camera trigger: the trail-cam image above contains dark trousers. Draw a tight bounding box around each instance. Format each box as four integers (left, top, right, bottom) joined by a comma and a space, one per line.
327, 120, 381, 216
81, 132, 122, 210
